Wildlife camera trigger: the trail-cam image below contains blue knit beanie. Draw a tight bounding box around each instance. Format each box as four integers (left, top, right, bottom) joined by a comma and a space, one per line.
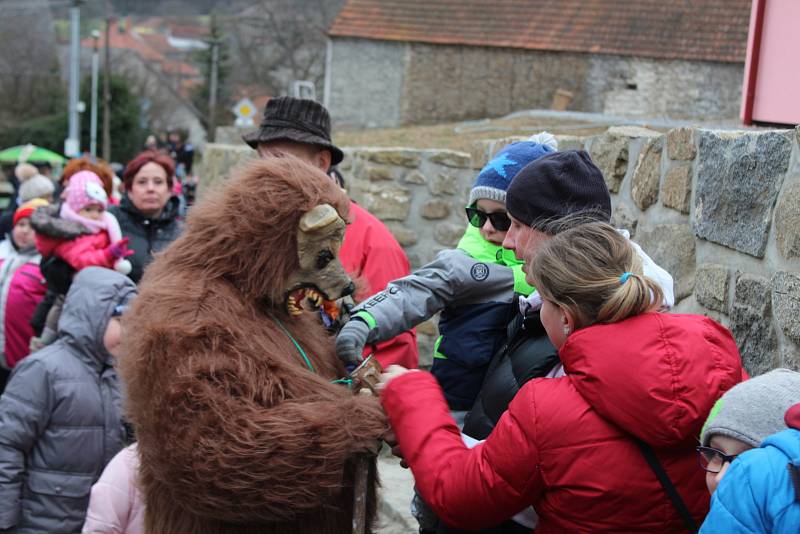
469, 133, 558, 206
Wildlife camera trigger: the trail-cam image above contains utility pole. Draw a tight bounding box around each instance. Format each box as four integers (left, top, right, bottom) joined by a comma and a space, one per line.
90, 30, 100, 157
207, 38, 219, 143
65, 0, 82, 157
102, 12, 112, 161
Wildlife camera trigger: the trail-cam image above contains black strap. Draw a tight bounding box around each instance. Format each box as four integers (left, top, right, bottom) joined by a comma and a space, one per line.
633, 438, 698, 534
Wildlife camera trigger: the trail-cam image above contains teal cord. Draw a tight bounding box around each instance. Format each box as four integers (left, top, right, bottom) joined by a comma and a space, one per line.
273, 317, 316, 374
330, 378, 353, 389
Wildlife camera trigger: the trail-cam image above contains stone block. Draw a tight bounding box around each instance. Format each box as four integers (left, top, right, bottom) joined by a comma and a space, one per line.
428, 172, 459, 196
589, 132, 629, 194
553, 135, 586, 152
773, 271, 800, 344
428, 150, 471, 168
782, 345, 800, 372
367, 166, 394, 181
607, 125, 663, 139
662, 164, 693, 214
365, 149, 422, 168
384, 222, 418, 246
631, 136, 664, 210
416, 318, 439, 337
421, 200, 452, 220
198, 143, 254, 197
360, 184, 412, 221
635, 223, 696, 301
666, 127, 697, 161
774, 174, 800, 260
730, 272, 778, 376
337, 157, 353, 172
694, 130, 792, 258
404, 170, 427, 184
694, 263, 729, 313
610, 203, 638, 238
589, 127, 659, 194
434, 221, 466, 246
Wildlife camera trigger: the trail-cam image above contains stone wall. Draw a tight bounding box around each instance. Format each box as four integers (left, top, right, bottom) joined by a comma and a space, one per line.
201, 125, 800, 374
327, 38, 744, 129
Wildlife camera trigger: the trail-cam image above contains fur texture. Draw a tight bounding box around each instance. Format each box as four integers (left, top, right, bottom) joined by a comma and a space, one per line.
119, 157, 388, 533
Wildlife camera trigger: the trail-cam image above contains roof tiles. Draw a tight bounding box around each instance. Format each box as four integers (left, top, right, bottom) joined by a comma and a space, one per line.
329, 0, 751, 63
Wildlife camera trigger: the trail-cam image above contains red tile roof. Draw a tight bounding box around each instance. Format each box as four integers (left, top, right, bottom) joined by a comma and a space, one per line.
329, 0, 751, 63
81, 25, 201, 95
169, 23, 210, 40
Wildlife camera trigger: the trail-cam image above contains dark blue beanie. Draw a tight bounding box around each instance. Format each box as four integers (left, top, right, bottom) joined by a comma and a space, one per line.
469, 135, 556, 206
506, 150, 611, 228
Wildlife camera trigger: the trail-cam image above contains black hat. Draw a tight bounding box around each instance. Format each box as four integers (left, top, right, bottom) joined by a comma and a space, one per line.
242, 97, 344, 166
506, 150, 611, 230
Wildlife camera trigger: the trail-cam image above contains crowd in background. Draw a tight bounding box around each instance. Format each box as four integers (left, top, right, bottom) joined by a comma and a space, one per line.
0, 133, 190, 392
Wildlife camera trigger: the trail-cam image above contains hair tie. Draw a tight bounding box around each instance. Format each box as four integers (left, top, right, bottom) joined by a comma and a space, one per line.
619, 272, 634, 284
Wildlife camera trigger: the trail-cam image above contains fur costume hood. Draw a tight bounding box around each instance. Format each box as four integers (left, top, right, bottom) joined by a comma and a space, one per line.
119, 157, 387, 533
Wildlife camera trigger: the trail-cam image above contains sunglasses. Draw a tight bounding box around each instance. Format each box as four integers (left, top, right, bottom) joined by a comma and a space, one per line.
696, 446, 739, 473
465, 207, 511, 232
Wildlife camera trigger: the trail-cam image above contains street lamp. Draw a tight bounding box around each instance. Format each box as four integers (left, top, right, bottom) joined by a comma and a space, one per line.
90, 29, 100, 157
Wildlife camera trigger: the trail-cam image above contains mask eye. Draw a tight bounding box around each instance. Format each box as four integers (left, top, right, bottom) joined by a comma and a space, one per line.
316, 250, 334, 269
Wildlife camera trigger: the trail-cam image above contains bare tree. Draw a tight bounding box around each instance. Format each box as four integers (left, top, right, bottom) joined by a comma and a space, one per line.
0, 0, 61, 127
227, 0, 346, 96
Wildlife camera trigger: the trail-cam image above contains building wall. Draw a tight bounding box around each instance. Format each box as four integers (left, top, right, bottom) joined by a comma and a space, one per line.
588, 56, 744, 119
327, 38, 744, 128
327, 37, 407, 129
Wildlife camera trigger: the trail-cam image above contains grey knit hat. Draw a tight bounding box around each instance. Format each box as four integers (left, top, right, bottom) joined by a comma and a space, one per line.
19, 174, 55, 202
701, 368, 800, 448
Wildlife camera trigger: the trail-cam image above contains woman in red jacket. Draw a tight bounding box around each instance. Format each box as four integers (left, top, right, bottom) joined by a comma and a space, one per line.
379, 222, 745, 533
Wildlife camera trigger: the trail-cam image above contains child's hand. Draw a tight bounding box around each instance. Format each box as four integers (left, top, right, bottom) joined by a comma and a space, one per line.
377, 365, 417, 392
106, 237, 133, 260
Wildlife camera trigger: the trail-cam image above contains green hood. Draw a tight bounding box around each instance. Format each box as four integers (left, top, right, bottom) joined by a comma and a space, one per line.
456, 224, 534, 295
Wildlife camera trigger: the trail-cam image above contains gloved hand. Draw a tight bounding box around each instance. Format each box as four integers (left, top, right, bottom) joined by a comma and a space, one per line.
335, 318, 370, 365
106, 237, 134, 260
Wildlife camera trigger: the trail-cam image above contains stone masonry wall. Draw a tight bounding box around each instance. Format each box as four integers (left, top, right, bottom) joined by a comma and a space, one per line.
328, 37, 744, 129
201, 125, 800, 373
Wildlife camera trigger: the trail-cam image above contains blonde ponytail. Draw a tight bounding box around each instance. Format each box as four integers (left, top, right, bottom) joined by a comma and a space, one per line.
530, 222, 663, 329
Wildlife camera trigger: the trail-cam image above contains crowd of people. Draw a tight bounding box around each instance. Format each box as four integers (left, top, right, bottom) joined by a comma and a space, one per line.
0, 96, 796, 533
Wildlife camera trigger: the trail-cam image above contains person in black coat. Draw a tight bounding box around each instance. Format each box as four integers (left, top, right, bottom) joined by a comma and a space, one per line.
110, 151, 182, 284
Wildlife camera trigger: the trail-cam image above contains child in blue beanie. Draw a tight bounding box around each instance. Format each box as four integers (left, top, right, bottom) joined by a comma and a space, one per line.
336, 133, 557, 415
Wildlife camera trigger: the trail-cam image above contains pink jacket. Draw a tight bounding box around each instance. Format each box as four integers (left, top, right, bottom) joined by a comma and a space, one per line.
0, 240, 46, 368
82, 444, 145, 534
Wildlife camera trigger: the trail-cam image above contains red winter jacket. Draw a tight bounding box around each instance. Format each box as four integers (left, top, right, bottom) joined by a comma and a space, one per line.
339, 201, 418, 368
382, 313, 744, 533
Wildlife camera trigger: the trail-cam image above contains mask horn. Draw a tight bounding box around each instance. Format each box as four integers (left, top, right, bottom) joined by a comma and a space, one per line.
299, 204, 339, 232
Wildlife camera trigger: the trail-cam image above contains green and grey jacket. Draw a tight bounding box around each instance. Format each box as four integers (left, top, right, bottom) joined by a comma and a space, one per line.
352, 225, 533, 409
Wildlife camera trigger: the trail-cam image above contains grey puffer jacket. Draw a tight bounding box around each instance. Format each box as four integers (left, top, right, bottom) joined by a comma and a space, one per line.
0, 267, 137, 533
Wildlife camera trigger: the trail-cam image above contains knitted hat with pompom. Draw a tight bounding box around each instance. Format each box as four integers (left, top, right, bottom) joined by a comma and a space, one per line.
468, 132, 557, 206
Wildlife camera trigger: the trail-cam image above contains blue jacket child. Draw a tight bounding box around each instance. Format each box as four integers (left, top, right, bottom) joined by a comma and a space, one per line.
336, 135, 556, 410
701, 385, 800, 533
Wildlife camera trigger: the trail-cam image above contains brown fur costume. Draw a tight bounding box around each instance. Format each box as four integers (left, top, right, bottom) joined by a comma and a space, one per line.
119, 157, 388, 533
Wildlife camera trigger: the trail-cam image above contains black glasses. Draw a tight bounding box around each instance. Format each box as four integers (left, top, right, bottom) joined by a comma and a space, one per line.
465, 207, 511, 231
696, 446, 739, 473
